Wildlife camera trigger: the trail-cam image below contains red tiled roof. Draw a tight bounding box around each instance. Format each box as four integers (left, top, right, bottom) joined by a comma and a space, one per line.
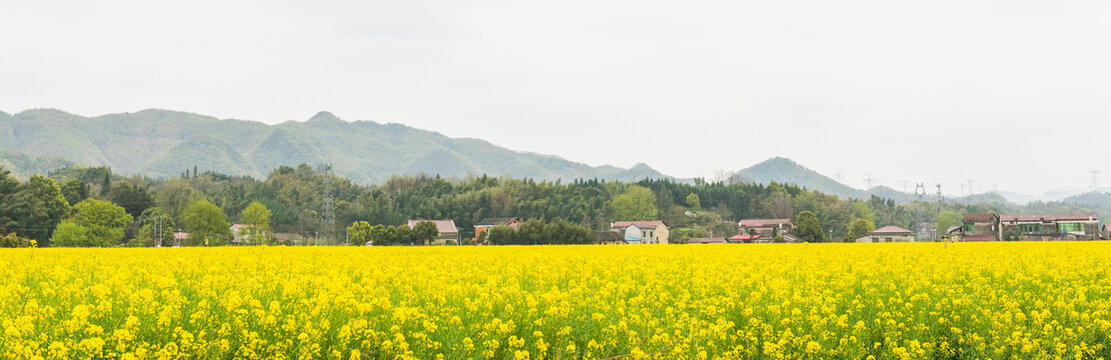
611, 221, 665, 229
998, 214, 1097, 222
407, 220, 458, 234
688, 237, 727, 244
963, 234, 997, 241
739, 219, 792, 227
869, 225, 913, 235
728, 234, 763, 240
962, 213, 997, 222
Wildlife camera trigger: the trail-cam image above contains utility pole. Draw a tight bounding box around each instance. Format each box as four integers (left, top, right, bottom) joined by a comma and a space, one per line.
318, 163, 336, 245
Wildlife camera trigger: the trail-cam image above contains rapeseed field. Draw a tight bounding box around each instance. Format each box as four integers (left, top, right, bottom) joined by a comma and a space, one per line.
2, 242, 1110, 359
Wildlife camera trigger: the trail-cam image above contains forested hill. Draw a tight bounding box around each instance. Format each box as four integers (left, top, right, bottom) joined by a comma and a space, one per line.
734, 157, 918, 203
0, 108, 669, 184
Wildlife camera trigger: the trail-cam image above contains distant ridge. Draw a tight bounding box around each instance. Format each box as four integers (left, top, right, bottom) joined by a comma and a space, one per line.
734, 157, 916, 202
0, 108, 670, 183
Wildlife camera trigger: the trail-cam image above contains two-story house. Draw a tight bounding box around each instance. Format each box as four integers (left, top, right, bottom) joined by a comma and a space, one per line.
609, 221, 670, 244
998, 214, 1099, 241
961, 213, 1000, 241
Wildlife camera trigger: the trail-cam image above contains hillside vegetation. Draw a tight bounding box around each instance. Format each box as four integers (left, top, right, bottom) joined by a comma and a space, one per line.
0, 109, 668, 184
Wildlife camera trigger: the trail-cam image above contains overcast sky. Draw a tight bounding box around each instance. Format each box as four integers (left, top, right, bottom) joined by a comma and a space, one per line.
2, 0, 1110, 196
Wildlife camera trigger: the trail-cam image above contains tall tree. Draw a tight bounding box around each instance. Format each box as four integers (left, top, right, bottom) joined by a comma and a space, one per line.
108, 181, 154, 218
794, 211, 825, 243
7, 175, 70, 243
846, 218, 876, 242
60, 179, 89, 206
609, 186, 658, 221
239, 201, 272, 244
51, 198, 133, 247
347, 221, 374, 246
183, 200, 231, 246
685, 193, 701, 211
412, 221, 440, 245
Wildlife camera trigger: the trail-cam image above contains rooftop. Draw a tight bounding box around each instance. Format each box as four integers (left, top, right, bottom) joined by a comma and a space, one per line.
962, 213, 997, 222
407, 220, 459, 234
688, 237, 727, 244
998, 214, 1097, 222
869, 226, 913, 235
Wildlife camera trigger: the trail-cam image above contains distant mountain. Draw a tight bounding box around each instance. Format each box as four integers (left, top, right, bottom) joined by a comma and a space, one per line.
0, 109, 669, 183
734, 157, 915, 202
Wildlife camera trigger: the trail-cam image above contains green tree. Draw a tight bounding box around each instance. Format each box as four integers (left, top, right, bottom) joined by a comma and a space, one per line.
610, 186, 658, 221
108, 181, 154, 218
794, 210, 825, 243
347, 221, 374, 245
487, 225, 517, 245
51, 198, 133, 247
240, 201, 272, 244
935, 210, 962, 237
685, 193, 701, 211
60, 179, 89, 206
846, 218, 876, 242
8, 175, 70, 243
412, 221, 440, 245
517, 218, 545, 245
183, 200, 230, 246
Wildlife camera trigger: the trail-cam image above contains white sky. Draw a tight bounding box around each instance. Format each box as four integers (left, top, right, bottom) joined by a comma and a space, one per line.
2, 0, 1110, 196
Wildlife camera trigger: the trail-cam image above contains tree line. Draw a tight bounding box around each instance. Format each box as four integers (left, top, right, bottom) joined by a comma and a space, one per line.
1, 163, 1093, 247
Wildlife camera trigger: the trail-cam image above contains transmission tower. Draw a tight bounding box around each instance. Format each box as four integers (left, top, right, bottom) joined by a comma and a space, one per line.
965, 179, 976, 196
863, 174, 874, 189
914, 183, 926, 199
835, 169, 843, 183
318, 163, 336, 245
901, 180, 911, 193
936, 183, 942, 203
1089, 170, 1101, 193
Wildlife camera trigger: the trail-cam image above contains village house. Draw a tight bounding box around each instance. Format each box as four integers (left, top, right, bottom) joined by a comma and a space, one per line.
997, 214, 1099, 241
407, 219, 460, 245
943, 226, 963, 242
961, 213, 1000, 241
1104, 224, 1111, 240
473, 217, 519, 240
738, 219, 793, 237
229, 224, 257, 244
856, 226, 915, 243
272, 233, 304, 245
609, 221, 670, 244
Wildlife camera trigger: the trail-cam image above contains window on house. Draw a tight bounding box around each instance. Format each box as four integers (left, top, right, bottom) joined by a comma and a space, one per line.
1018, 223, 1042, 233
885, 237, 893, 242
1059, 222, 1083, 232
963, 222, 974, 232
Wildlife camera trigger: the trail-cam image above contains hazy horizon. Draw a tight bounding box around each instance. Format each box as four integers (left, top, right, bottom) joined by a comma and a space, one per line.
3, 1, 1109, 196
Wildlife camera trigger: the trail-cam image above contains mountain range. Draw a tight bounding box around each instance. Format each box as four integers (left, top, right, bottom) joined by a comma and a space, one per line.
0, 109, 667, 184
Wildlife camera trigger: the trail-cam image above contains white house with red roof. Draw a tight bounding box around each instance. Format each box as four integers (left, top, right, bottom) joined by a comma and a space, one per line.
407, 219, 459, 245
855, 225, 915, 243
609, 221, 669, 244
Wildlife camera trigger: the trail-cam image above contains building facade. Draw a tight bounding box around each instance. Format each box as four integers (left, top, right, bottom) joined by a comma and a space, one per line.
609, 221, 669, 244
961, 213, 1000, 241
407, 219, 460, 245
856, 226, 915, 243
997, 214, 1099, 241
473, 217, 519, 240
